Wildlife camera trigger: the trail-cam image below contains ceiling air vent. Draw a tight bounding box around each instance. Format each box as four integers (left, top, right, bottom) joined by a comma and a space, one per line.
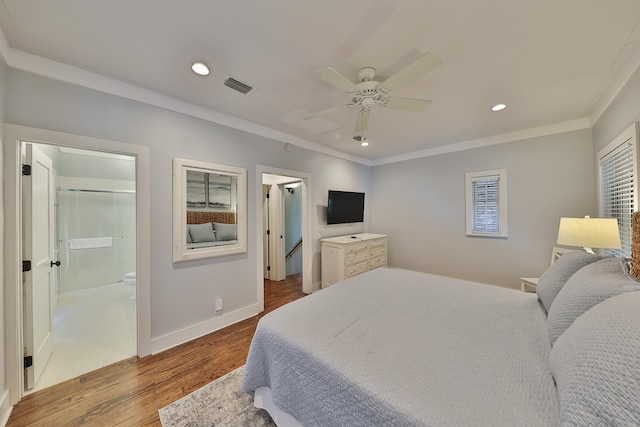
224, 77, 253, 94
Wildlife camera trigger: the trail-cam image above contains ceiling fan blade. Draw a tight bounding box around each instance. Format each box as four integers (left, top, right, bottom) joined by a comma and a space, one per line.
379, 52, 442, 92
302, 103, 354, 119
314, 68, 359, 93
354, 109, 371, 133
382, 97, 432, 113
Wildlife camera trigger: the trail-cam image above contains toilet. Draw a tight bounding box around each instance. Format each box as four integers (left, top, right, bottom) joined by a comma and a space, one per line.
124, 271, 136, 301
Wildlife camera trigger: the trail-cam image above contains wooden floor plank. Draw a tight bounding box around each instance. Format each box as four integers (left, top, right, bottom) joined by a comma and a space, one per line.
7, 275, 306, 426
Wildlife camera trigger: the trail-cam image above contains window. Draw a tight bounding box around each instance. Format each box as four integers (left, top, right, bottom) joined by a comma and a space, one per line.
465, 169, 508, 237
598, 123, 639, 257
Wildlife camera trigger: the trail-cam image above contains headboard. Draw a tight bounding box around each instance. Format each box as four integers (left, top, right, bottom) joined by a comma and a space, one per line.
631, 211, 640, 280
186, 211, 236, 225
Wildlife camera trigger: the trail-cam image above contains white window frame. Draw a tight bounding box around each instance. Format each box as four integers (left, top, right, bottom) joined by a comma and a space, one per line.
465, 169, 508, 238
597, 122, 639, 258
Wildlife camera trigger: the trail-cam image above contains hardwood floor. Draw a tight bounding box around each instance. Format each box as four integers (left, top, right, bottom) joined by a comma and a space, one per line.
7, 274, 306, 427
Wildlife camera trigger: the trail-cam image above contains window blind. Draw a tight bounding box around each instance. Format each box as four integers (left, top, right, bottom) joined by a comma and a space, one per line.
471, 175, 500, 233
600, 140, 634, 257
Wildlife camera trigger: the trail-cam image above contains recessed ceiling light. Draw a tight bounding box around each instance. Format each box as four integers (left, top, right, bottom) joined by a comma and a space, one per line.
491, 103, 507, 112
360, 140, 370, 147
191, 62, 210, 76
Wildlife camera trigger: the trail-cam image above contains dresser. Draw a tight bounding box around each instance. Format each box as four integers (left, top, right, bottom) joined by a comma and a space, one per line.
321, 233, 387, 288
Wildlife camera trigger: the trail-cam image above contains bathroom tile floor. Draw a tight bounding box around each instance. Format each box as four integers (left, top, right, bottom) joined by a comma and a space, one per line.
28, 282, 136, 393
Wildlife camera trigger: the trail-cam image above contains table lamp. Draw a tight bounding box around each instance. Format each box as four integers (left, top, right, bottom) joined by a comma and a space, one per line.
556, 216, 621, 254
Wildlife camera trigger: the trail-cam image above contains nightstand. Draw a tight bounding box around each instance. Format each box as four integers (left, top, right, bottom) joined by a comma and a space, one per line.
520, 277, 538, 293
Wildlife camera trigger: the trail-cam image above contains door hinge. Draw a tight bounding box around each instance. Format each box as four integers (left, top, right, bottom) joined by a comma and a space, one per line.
24, 356, 33, 369
266, 229, 270, 235
266, 193, 270, 199
267, 266, 271, 271
22, 164, 32, 176
22, 260, 31, 272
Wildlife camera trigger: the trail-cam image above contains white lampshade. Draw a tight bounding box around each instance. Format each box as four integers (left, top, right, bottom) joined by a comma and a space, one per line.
556, 217, 621, 251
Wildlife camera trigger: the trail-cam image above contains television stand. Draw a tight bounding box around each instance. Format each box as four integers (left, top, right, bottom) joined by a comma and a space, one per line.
320, 233, 387, 288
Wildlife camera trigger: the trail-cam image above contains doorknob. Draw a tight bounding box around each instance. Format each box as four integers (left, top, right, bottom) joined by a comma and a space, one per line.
50, 260, 61, 267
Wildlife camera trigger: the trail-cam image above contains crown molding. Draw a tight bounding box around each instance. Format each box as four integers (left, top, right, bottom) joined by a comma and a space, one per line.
0, 25, 635, 169
587, 20, 640, 125
371, 118, 592, 166
0, 30, 372, 166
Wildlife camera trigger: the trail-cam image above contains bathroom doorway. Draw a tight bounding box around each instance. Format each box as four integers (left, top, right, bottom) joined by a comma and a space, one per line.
23, 142, 137, 393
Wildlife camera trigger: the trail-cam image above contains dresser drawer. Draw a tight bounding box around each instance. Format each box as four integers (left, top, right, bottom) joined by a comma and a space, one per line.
369, 239, 386, 250
346, 243, 369, 265
369, 242, 386, 258
369, 254, 387, 269
346, 261, 369, 278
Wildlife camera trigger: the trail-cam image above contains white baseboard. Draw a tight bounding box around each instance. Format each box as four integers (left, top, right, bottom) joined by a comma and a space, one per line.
311, 280, 322, 293
0, 389, 13, 427
150, 302, 262, 354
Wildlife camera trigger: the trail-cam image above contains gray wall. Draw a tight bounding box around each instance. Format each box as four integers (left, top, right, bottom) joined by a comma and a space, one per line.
592, 66, 640, 154
284, 184, 302, 275
5, 69, 371, 339
370, 129, 595, 288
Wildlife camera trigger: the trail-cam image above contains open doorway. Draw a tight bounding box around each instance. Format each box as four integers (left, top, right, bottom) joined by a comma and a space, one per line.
256, 166, 313, 296
22, 142, 137, 393
4, 124, 151, 406
262, 174, 302, 281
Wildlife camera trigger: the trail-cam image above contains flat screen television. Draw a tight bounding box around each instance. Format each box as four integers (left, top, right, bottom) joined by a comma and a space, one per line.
327, 190, 365, 225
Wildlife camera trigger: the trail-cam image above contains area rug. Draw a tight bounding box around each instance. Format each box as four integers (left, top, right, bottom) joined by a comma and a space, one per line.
158, 365, 276, 426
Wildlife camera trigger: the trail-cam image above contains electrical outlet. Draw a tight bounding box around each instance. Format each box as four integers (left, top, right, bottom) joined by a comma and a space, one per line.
215, 297, 223, 315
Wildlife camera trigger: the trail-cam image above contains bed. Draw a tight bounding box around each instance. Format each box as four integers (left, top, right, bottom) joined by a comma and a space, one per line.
241, 249, 640, 425
185, 211, 237, 249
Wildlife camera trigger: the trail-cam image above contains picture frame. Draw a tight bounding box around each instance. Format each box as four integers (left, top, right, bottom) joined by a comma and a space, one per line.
173, 158, 247, 262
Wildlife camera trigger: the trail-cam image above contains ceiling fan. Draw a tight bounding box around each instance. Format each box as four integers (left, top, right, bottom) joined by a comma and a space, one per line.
303, 52, 442, 133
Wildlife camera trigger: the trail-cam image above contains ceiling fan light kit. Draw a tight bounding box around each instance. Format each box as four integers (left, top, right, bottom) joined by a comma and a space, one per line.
304, 52, 442, 137
353, 135, 370, 147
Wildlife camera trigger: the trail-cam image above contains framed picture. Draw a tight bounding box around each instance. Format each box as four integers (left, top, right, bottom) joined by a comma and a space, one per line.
173, 158, 247, 262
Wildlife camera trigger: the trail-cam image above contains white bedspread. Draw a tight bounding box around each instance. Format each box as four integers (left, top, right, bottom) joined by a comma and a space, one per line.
241, 268, 561, 426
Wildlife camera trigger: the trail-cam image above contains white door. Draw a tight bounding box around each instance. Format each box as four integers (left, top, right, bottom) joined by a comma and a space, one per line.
263, 184, 270, 279
269, 185, 286, 281
23, 143, 55, 390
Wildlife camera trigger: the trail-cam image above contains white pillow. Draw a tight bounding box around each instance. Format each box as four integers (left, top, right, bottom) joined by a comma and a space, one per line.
536, 252, 604, 313
550, 291, 640, 426
547, 257, 638, 346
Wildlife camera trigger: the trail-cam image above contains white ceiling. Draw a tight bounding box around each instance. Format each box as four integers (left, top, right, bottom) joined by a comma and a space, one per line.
1, 0, 639, 164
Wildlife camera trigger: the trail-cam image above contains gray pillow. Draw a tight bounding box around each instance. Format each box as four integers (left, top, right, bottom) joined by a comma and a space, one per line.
547, 257, 639, 346
214, 222, 237, 241
188, 222, 216, 243
186, 228, 193, 243
550, 291, 640, 426
536, 251, 605, 313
